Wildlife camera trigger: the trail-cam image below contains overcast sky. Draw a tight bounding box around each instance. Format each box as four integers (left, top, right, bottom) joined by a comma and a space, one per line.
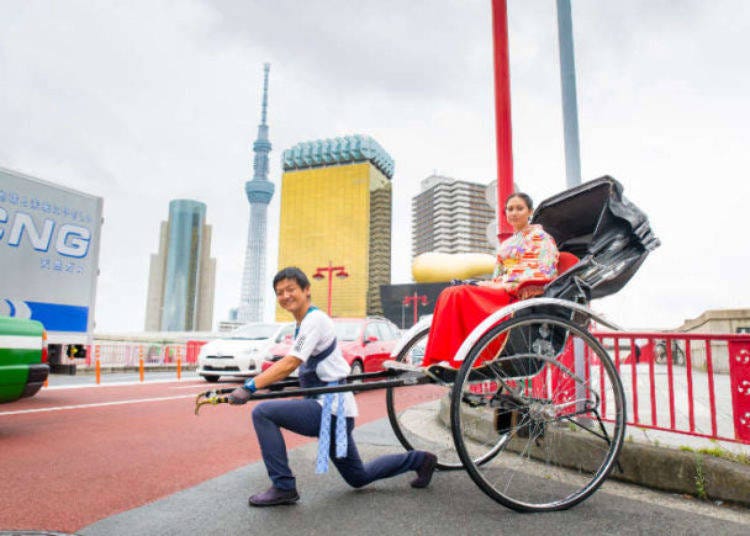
1, 0, 748, 332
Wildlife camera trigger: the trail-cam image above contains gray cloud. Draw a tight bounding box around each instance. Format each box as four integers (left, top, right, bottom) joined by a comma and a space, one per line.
208, 0, 491, 100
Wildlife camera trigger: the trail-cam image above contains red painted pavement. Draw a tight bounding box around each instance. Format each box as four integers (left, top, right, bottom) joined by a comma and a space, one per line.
0, 380, 416, 533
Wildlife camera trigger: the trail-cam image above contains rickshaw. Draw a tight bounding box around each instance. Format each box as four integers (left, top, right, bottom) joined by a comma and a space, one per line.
195, 175, 660, 513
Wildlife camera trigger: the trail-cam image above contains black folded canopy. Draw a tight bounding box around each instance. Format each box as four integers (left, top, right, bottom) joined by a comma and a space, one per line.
531, 176, 660, 301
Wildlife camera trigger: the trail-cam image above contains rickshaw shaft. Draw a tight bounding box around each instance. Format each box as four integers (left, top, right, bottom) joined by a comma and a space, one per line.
247, 372, 433, 400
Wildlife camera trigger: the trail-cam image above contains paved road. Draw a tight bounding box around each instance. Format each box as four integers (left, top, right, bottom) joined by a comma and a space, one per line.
0, 378, 399, 533
81, 419, 750, 536
2, 378, 748, 535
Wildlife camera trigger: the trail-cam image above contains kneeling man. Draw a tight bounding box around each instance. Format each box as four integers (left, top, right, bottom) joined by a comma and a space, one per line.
230, 267, 437, 507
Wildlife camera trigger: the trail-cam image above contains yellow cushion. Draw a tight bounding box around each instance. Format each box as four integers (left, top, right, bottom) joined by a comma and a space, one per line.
412, 252, 496, 283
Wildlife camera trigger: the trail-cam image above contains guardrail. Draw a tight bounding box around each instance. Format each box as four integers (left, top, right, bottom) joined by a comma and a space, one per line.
589, 331, 750, 445
88, 343, 184, 367
78, 340, 208, 368
66, 341, 210, 384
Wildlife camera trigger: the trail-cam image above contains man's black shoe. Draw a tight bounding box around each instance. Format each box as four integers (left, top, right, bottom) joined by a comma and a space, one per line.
410, 452, 438, 489
248, 486, 300, 507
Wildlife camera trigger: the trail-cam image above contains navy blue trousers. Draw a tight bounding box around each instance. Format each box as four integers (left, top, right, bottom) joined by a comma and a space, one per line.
251, 398, 425, 491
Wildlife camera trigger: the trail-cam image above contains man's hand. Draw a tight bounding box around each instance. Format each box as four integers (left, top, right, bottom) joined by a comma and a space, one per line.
229, 387, 252, 405
228, 356, 302, 405
517, 285, 546, 300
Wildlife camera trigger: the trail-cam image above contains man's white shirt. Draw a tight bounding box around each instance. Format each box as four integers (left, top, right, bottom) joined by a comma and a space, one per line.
289, 308, 358, 417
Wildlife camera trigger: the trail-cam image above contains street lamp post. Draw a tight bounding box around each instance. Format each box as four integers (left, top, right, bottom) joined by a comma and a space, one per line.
312, 261, 348, 316
403, 292, 428, 328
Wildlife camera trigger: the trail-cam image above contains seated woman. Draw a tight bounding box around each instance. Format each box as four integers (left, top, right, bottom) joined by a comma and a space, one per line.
422, 192, 559, 369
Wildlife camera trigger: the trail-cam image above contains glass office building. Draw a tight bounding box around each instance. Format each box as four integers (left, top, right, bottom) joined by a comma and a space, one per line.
145, 199, 216, 331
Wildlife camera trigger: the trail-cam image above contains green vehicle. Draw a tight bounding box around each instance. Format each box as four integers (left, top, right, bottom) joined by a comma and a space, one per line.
0, 316, 49, 403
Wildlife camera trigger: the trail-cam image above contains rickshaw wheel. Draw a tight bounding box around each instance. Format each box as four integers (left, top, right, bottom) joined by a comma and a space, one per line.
386, 327, 507, 471
450, 313, 626, 512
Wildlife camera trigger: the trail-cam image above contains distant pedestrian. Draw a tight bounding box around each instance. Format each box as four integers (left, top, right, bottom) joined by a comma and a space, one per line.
229, 267, 437, 507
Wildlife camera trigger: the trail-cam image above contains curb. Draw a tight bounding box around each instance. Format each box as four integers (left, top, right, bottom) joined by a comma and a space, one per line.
435, 396, 750, 506
615, 440, 750, 505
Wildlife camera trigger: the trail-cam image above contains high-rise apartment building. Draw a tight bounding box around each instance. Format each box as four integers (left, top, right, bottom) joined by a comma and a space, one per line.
412, 175, 495, 257
237, 63, 274, 323
277, 135, 394, 319
145, 199, 216, 331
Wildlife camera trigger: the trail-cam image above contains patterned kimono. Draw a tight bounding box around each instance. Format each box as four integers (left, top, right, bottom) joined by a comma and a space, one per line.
493, 224, 559, 289
423, 224, 559, 368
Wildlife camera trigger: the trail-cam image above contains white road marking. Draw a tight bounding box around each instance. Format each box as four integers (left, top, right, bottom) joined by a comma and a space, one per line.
170, 384, 238, 390
0, 394, 197, 417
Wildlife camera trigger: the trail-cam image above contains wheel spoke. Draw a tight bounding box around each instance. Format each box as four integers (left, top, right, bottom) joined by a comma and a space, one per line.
386, 326, 510, 471
451, 313, 626, 512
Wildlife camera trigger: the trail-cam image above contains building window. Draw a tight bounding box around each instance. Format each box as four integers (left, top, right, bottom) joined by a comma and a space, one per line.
737, 327, 750, 334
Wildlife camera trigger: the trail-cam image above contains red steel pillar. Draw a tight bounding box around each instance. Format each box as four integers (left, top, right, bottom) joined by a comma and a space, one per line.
492, 0, 515, 242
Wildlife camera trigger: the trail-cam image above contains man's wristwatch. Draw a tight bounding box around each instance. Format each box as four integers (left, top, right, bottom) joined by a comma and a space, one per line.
243, 378, 257, 393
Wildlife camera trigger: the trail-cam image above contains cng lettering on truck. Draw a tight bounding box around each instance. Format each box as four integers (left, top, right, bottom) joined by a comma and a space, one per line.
0, 208, 91, 258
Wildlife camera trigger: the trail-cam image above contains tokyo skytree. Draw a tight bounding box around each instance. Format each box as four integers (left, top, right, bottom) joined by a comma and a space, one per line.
237, 63, 274, 322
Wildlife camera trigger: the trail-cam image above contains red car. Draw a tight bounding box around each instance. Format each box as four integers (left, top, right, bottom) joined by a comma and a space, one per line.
262, 316, 402, 376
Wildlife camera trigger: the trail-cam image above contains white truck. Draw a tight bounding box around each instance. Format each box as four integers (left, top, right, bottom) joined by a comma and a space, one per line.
0, 166, 103, 373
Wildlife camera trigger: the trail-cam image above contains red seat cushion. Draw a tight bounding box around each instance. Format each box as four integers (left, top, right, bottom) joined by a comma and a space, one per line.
557, 251, 579, 275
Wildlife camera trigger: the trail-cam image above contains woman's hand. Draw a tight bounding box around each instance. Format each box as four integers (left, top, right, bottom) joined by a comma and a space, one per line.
477, 280, 506, 289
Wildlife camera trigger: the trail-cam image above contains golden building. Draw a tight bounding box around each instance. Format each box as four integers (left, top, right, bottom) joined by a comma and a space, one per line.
276, 135, 394, 320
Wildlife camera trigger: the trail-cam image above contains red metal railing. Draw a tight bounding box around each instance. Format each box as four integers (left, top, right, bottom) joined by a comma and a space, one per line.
71, 341, 208, 368
589, 331, 750, 445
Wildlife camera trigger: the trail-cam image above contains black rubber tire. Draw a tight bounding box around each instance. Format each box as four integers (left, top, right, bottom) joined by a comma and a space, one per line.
655, 342, 686, 366
349, 360, 364, 376
654, 343, 667, 364
349, 360, 364, 393
202, 375, 220, 383
450, 313, 626, 512
673, 345, 686, 366
386, 327, 505, 471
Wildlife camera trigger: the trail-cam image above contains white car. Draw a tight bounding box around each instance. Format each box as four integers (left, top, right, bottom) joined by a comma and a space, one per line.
197, 322, 294, 382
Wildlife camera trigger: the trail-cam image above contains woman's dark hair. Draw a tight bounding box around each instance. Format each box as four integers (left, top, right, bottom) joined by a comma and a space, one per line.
273, 267, 311, 291
505, 192, 533, 211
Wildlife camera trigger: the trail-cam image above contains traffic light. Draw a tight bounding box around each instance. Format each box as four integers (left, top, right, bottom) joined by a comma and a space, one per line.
66, 344, 86, 359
